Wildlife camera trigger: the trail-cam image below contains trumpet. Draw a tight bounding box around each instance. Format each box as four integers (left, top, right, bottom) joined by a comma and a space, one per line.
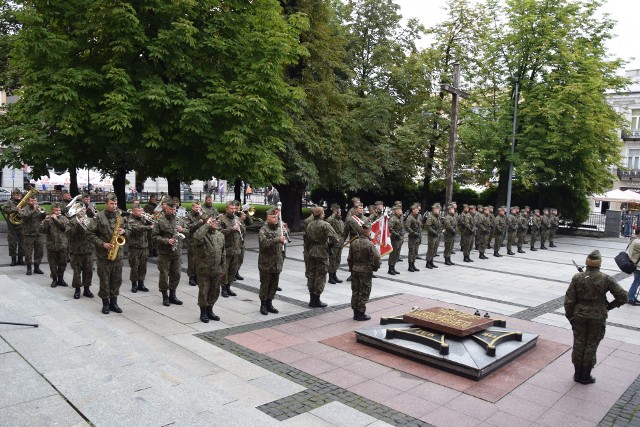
240, 204, 255, 216
126, 209, 157, 224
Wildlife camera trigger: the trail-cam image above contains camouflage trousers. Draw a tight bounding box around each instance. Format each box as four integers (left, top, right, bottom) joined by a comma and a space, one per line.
530, 229, 539, 248
96, 258, 123, 299
157, 253, 181, 291
549, 228, 557, 245
477, 232, 489, 254
329, 246, 343, 274
506, 231, 516, 253
426, 235, 440, 261
493, 234, 503, 254
6, 225, 24, 257
23, 234, 44, 266
197, 273, 221, 307
350, 271, 372, 313
540, 228, 549, 247
70, 253, 93, 288
238, 243, 246, 270
444, 234, 455, 257
388, 237, 403, 266
46, 248, 67, 279
407, 237, 420, 263
307, 257, 328, 296
259, 270, 281, 300
187, 242, 196, 278
571, 317, 606, 368
516, 231, 526, 249
128, 247, 148, 282
224, 253, 240, 285
461, 232, 474, 258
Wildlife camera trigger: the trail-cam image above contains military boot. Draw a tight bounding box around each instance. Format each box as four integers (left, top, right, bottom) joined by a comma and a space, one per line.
206, 305, 220, 321
57, 276, 68, 287
101, 298, 110, 314
430, 260, 438, 268
392, 266, 400, 275
308, 293, 316, 308
33, 265, 44, 274
131, 281, 138, 293
266, 299, 279, 314
408, 262, 416, 272
579, 368, 596, 384
346, 275, 352, 281
387, 266, 396, 275
425, 261, 433, 270
169, 290, 183, 305
315, 295, 328, 308
9, 256, 16, 266
221, 284, 229, 298
507, 250, 515, 255
226, 284, 237, 297
188, 276, 197, 286
83, 287, 94, 298
355, 310, 371, 321
412, 262, 420, 271
50, 278, 58, 288
353, 309, 358, 320
26, 265, 32, 275
530, 246, 538, 251
260, 300, 268, 315
573, 365, 581, 382
328, 273, 337, 284
109, 297, 123, 313
199, 306, 209, 323
137, 281, 149, 292
549, 243, 556, 248
235, 272, 244, 281
479, 252, 488, 259
17, 255, 24, 265
161, 290, 170, 306
74, 288, 81, 299
517, 247, 526, 254
493, 252, 502, 257
540, 245, 547, 250
334, 274, 343, 283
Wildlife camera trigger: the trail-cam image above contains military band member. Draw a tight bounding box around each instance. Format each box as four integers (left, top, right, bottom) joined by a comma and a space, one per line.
20, 194, 46, 275
404, 203, 422, 272
234, 200, 253, 281
60, 190, 72, 216
81, 193, 96, 218
39, 202, 69, 288
258, 207, 287, 315
424, 203, 442, 269
493, 207, 506, 257
549, 208, 559, 247
67, 206, 95, 299
442, 203, 457, 266
387, 203, 404, 275
193, 215, 225, 323
461, 205, 475, 262
144, 193, 159, 257
348, 222, 381, 321
186, 200, 205, 287
127, 201, 152, 293
2, 188, 25, 266
305, 206, 340, 308
476, 207, 490, 259
530, 209, 541, 251
540, 208, 551, 249
326, 204, 345, 283
506, 206, 518, 255
219, 201, 242, 298
565, 250, 626, 384
88, 193, 128, 314
152, 197, 186, 307
201, 194, 219, 218
516, 207, 528, 253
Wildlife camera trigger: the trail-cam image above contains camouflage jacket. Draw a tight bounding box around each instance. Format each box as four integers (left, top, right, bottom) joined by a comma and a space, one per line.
19, 206, 46, 236
2, 199, 22, 231
89, 209, 129, 261
326, 213, 345, 243
540, 214, 551, 230
477, 214, 491, 235
461, 212, 475, 234
565, 267, 627, 321
517, 214, 529, 231
193, 224, 226, 277
424, 212, 442, 237
493, 215, 506, 235
550, 214, 560, 228
127, 215, 153, 249
67, 217, 94, 255
348, 235, 381, 273
531, 215, 541, 231
201, 203, 219, 218
404, 214, 422, 240
39, 215, 69, 251
506, 215, 517, 232
258, 222, 285, 272
344, 213, 367, 241
442, 213, 457, 237
152, 213, 186, 255
306, 218, 340, 259
219, 212, 242, 256
143, 201, 157, 215
388, 213, 405, 240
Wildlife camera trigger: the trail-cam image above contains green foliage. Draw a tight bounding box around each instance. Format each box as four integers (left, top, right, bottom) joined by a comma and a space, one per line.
0, 1, 20, 93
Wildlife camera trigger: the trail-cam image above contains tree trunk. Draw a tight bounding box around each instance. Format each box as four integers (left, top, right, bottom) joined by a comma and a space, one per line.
234, 178, 242, 203
112, 169, 127, 210
276, 182, 304, 231
421, 142, 437, 211
69, 168, 79, 197
495, 164, 509, 208
167, 177, 180, 200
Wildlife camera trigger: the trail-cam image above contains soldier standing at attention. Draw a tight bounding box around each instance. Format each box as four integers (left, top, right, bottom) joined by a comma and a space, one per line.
424, 203, 442, 269
493, 207, 507, 257
442, 203, 457, 266
486, 205, 495, 250
152, 197, 186, 307
516, 207, 528, 253
565, 250, 626, 384
523, 205, 532, 244
474, 205, 483, 251
127, 200, 152, 293
185, 200, 204, 287
143, 193, 158, 257
20, 194, 46, 276
451, 201, 459, 254
368, 201, 384, 223
193, 215, 225, 323
234, 200, 253, 281
326, 204, 345, 284
305, 206, 340, 308
67, 207, 94, 299
40, 202, 69, 288
540, 208, 551, 249
505, 206, 518, 255
348, 222, 381, 321
387, 203, 404, 275
461, 205, 475, 262
530, 209, 541, 251
88, 193, 128, 314
219, 201, 242, 298
549, 208, 560, 247
258, 207, 286, 315
2, 188, 25, 266
459, 204, 469, 252
343, 203, 367, 281
404, 203, 422, 272
476, 206, 490, 259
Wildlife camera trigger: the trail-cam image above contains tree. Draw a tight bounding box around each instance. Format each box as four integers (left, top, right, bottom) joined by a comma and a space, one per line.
0, 0, 19, 93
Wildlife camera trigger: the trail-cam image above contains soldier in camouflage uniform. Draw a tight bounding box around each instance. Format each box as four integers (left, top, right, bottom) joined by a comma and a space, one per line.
368, 201, 384, 223
523, 206, 531, 244
516, 208, 528, 253
234, 200, 253, 281
305, 207, 340, 308
387, 203, 404, 275
549, 208, 559, 247
19, 194, 46, 275
486, 205, 495, 249
461, 205, 476, 262
540, 208, 551, 249
143, 193, 159, 258
152, 197, 186, 307
404, 203, 422, 272
81, 193, 96, 219
303, 209, 315, 279
451, 201, 459, 254
258, 207, 287, 315
185, 200, 204, 287
2, 188, 25, 266
492, 207, 506, 257
201, 194, 219, 217
127, 201, 153, 293
474, 205, 483, 250
459, 204, 469, 253
326, 204, 345, 283
424, 203, 442, 269
39, 202, 69, 288
67, 206, 94, 299
476, 207, 490, 259
348, 222, 381, 321
530, 209, 541, 251
346, 197, 361, 219
193, 215, 226, 323
343, 203, 367, 281
442, 203, 457, 266
219, 201, 242, 298
88, 193, 128, 314
565, 250, 627, 384
505, 206, 518, 256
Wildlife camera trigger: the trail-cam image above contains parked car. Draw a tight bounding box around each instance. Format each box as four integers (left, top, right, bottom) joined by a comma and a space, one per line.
0, 187, 11, 201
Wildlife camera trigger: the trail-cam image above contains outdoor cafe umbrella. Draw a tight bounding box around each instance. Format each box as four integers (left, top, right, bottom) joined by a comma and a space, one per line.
593, 189, 640, 203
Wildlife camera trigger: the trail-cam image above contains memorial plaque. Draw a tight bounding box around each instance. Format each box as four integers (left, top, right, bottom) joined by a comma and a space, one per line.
403, 307, 494, 337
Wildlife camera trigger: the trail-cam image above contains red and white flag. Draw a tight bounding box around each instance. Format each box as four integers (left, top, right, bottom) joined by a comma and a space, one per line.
370, 212, 393, 257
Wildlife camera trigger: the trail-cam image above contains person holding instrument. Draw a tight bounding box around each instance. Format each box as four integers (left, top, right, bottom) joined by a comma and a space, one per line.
19, 193, 46, 276
39, 202, 69, 288
152, 196, 186, 307
258, 207, 286, 315
219, 200, 242, 298
193, 215, 225, 323
2, 188, 25, 266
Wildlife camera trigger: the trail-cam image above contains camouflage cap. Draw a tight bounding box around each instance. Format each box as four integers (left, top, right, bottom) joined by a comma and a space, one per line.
393, 203, 403, 210
375, 200, 383, 206
12, 188, 22, 195
498, 206, 505, 211
131, 200, 141, 208
266, 207, 279, 216
432, 203, 441, 209
192, 199, 201, 205
233, 200, 241, 206
81, 193, 90, 198
587, 250, 601, 260
51, 202, 62, 209
61, 189, 69, 195
162, 196, 175, 207
477, 204, 483, 208
354, 202, 363, 208
451, 201, 457, 205
447, 203, 455, 209
225, 200, 235, 207
410, 202, 420, 210
105, 192, 117, 202
462, 204, 469, 208
394, 201, 402, 207
511, 206, 519, 210
331, 203, 340, 210
469, 205, 476, 209
351, 197, 360, 204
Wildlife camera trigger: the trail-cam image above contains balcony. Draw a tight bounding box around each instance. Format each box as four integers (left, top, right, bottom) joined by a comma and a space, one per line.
617, 168, 640, 181
622, 129, 640, 140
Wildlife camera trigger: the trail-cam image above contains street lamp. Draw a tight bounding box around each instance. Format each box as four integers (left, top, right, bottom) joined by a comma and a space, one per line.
505, 78, 519, 211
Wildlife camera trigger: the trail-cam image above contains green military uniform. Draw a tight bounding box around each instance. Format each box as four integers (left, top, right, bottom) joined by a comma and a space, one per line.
219, 202, 243, 297
474, 205, 483, 250
442, 204, 457, 266
201, 199, 219, 218
564, 250, 626, 384
388, 205, 404, 274
461, 206, 476, 262
404, 203, 422, 272
476, 210, 490, 259
186, 204, 205, 286
67, 213, 94, 297
348, 227, 381, 321
303, 212, 315, 278
127, 210, 153, 292
258, 209, 286, 314
530, 210, 541, 251
143, 195, 158, 257
505, 207, 518, 255
424, 205, 442, 268
516, 210, 528, 253
368, 201, 384, 223
549, 209, 559, 247
235, 203, 253, 280
152, 197, 186, 306
540, 209, 551, 249
19, 203, 46, 274
305, 213, 340, 307
326, 206, 345, 283
2, 189, 25, 265
193, 219, 226, 323
493, 207, 506, 257
486, 206, 495, 249
39, 206, 69, 287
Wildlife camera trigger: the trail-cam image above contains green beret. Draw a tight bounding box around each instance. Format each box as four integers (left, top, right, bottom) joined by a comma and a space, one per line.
105, 193, 117, 202
587, 250, 601, 260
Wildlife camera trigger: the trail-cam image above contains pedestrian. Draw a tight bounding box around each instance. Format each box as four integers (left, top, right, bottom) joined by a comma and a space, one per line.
348, 222, 381, 321
186, 200, 205, 287
461, 205, 475, 262
540, 208, 551, 249
258, 207, 286, 315
424, 203, 442, 269
404, 203, 422, 272
530, 209, 541, 251
2, 188, 25, 266
442, 203, 457, 266
626, 227, 640, 305
67, 206, 94, 299
19, 193, 46, 275
493, 207, 506, 257
549, 208, 560, 247
564, 250, 627, 384
219, 201, 242, 298
506, 206, 518, 255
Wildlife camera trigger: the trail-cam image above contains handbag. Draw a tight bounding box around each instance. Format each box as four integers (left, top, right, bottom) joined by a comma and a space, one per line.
615, 242, 640, 274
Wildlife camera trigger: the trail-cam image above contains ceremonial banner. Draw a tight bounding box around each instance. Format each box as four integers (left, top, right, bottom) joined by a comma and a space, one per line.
371, 213, 393, 257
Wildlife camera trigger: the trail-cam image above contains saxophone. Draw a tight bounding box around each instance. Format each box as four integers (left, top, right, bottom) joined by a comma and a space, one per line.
107, 210, 126, 261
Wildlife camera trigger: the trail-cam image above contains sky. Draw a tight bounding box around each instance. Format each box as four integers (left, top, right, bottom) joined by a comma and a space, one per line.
395, 0, 640, 73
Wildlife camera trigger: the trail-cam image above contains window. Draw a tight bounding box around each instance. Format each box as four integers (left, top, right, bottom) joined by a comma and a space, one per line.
628, 149, 640, 169
632, 109, 640, 130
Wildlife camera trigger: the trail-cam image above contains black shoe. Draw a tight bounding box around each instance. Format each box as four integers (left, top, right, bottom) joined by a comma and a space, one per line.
355, 311, 371, 321
463, 256, 471, 262
392, 266, 400, 275
200, 307, 210, 323
430, 260, 438, 268
346, 275, 352, 282
74, 288, 81, 299
444, 257, 453, 266
266, 299, 279, 314
388, 267, 396, 275
328, 273, 336, 284
371, 274, 378, 278
131, 281, 138, 293
169, 290, 183, 305
574, 366, 581, 382
226, 284, 237, 297
26, 266, 32, 275
9, 257, 16, 266
530, 247, 538, 251
260, 300, 268, 315
235, 273, 244, 281
309, 294, 316, 308
479, 253, 488, 260
549, 243, 556, 247
628, 300, 640, 306
435, 254, 440, 257
101, 298, 110, 314
34, 265, 44, 274
221, 285, 229, 298
137, 281, 149, 292
409, 262, 416, 272
17, 256, 24, 265
109, 297, 123, 313
518, 249, 525, 253
334, 275, 343, 283
353, 309, 358, 320
493, 253, 502, 257
425, 261, 433, 269
161, 290, 170, 306
83, 287, 94, 298
57, 276, 68, 287
277, 287, 282, 291
540, 246, 547, 250
507, 250, 515, 255
579, 368, 596, 384
206, 305, 220, 321
188, 276, 197, 286
51, 278, 58, 288
310, 294, 327, 308
152, 249, 158, 257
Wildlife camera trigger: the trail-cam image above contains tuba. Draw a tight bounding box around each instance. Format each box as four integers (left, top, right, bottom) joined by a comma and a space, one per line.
65, 195, 84, 217
9, 187, 39, 225
107, 210, 126, 261
241, 203, 255, 216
